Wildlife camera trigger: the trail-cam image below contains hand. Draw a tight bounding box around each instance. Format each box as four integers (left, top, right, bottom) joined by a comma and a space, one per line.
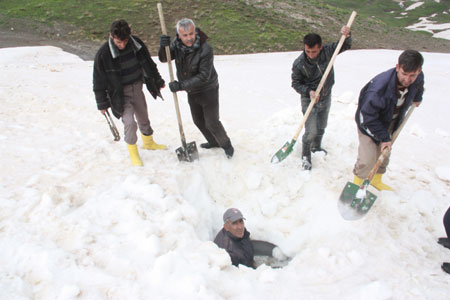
414, 101, 421, 107
310, 90, 320, 103
169, 81, 183, 92
156, 78, 165, 89
100, 109, 107, 115
381, 141, 392, 152
341, 26, 350, 38
160, 35, 171, 48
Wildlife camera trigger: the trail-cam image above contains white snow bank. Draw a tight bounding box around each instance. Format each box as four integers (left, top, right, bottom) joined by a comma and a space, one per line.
0, 46, 449, 299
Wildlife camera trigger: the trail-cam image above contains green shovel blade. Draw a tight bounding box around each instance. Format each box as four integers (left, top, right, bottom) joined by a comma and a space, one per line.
338, 181, 377, 220
271, 139, 296, 164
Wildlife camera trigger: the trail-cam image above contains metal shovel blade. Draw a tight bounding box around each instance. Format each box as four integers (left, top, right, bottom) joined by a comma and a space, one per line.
338, 181, 377, 220
252, 240, 277, 257
176, 141, 199, 162
271, 139, 296, 164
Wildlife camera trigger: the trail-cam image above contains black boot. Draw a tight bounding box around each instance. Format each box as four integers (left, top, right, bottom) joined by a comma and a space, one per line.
301, 142, 312, 170
442, 262, 450, 274
311, 134, 327, 155
224, 145, 234, 159
200, 142, 220, 149
438, 237, 450, 250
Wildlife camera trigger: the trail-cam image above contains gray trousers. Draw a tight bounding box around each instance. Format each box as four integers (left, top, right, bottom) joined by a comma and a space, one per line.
187, 86, 231, 148
121, 81, 153, 145
301, 94, 331, 145
353, 129, 391, 178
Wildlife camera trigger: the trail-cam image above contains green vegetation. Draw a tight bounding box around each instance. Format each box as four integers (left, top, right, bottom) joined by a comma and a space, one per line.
0, 0, 449, 54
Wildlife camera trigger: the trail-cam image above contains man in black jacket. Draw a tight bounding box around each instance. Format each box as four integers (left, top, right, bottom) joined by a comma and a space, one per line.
214, 208, 254, 268
93, 20, 166, 166
158, 18, 233, 159
292, 26, 351, 170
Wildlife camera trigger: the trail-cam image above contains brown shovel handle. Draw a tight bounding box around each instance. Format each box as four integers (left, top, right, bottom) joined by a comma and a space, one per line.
157, 3, 187, 146
293, 11, 357, 141
366, 105, 416, 181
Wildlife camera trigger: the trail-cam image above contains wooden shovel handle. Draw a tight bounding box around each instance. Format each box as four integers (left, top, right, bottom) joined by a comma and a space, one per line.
293, 11, 357, 141
157, 3, 187, 145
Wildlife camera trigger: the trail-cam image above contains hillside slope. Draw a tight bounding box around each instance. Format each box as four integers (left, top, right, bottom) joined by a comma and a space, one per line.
0, 0, 449, 59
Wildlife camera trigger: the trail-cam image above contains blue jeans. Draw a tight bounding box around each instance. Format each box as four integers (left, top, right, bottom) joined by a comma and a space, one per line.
301, 94, 331, 145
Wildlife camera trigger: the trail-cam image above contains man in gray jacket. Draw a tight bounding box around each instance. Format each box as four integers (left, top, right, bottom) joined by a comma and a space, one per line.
159, 18, 233, 158
214, 208, 254, 268
292, 26, 351, 170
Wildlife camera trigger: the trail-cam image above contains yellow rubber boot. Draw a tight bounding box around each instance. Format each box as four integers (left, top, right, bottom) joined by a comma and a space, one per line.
127, 143, 143, 166
141, 134, 166, 150
371, 173, 393, 191
353, 175, 364, 185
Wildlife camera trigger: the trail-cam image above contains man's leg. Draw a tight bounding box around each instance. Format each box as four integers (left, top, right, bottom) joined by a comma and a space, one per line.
444, 207, 450, 239
438, 207, 450, 250
188, 88, 229, 147
122, 84, 139, 145
353, 130, 379, 179
188, 93, 218, 146
130, 81, 166, 150
122, 83, 142, 166
312, 95, 331, 154
130, 81, 153, 136
301, 96, 317, 170
200, 87, 231, 148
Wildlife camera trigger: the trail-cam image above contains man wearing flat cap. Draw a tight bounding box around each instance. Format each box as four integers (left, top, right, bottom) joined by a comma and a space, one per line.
214, 208, 254, 268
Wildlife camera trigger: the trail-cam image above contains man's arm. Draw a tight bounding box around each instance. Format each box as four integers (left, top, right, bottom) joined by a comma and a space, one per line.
158, 36, 175, 63
139, 39, 165, 89
92, 51, 110, 112
291, 58, 311, 96
413, 72, 425, 107
359, 91, 391, 143
325, 26, 352, 57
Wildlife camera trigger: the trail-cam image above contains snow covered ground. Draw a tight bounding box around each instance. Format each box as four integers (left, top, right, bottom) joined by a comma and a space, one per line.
0, 46, 449, 299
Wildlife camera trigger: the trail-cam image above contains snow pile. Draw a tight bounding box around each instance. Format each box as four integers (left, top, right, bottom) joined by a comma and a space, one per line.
405, 2, 424, 11
407, 15, 450, 40
0, 46, 449, 299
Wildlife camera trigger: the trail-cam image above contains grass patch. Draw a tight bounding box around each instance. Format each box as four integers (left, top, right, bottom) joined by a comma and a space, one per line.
0, 0, 449, 54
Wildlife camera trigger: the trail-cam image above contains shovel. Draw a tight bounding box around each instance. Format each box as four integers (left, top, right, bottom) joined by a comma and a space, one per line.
157, 3, 199, 162
271, 11, 357, 164
338, 105, 416, 220
104, 109, 120, 141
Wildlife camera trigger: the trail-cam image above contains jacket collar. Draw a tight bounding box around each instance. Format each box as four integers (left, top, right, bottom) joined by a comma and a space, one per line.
108, 35, 142, 59
386, 68, 400, 99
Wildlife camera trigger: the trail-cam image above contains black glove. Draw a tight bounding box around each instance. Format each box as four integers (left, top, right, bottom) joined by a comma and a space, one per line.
156, 78, 165, 89
169, 81, 183, 92
160, 35, 171, 48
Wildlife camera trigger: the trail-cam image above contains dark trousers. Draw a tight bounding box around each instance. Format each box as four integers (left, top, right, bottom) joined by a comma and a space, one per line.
301, 94, 331, 145
444, 206, 450, 239
187, 86, 231, 147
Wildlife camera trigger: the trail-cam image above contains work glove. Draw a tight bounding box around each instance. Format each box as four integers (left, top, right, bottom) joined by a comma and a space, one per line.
160, 35, 171, 48
156, 78, 165, 89
169, 81, 183, 92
